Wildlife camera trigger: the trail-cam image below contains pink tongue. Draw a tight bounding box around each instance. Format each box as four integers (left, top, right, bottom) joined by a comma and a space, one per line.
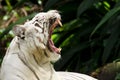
49, 39, 61, 53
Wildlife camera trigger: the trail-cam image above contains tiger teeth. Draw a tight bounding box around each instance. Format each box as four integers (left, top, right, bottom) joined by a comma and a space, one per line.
58, 48, 62, 52
57, 19, 62, 27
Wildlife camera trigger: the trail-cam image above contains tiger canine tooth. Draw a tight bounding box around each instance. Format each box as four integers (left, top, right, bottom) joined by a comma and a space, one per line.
57, 19, 62, 27
58, 48, 62, 52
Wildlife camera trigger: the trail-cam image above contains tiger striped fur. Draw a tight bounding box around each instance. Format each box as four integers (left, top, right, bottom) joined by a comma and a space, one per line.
0, 10, 97, 80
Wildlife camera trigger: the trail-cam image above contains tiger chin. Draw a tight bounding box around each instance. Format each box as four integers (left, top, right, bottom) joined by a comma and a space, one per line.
0, 10, 97, 80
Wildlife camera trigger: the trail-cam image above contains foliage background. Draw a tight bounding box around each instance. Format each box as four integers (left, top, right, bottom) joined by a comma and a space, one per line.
1, 0, 120, 79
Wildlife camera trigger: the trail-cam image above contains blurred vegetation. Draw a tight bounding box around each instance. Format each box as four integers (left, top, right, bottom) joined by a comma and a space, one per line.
1, 0, 120, 79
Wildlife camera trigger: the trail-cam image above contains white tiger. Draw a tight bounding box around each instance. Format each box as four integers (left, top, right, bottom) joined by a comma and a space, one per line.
0, 10, 97, 80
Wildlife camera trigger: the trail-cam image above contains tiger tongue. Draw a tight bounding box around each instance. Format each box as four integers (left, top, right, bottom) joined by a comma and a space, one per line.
48, 19, 62, 54
49, 39, 61, 54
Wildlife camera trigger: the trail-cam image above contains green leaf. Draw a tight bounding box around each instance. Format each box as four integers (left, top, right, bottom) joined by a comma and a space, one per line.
5, 0, 12, 11
90, 7, 120, 37
14, 0, 27, 8
77, 0, 97, 17
102, 21, 120, 64
115, 73, 120, 80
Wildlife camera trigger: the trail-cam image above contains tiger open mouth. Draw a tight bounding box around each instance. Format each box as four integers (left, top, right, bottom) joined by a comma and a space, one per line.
48, 19, 62, 54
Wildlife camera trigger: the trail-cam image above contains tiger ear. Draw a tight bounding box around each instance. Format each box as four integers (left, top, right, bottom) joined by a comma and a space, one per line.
12, 25, 26, 39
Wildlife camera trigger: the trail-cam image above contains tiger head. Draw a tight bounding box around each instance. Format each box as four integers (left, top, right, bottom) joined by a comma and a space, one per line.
13, 10, 62, 63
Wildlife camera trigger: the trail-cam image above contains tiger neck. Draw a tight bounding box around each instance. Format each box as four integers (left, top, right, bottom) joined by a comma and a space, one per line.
16, 41, 61, 80
22, 53, 60, 80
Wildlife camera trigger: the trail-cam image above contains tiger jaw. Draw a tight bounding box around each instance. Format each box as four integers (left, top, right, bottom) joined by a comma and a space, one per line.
48, 39, 61, 54
48, 19, 62, 54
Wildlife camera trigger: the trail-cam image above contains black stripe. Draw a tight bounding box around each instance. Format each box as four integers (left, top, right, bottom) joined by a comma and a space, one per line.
44, 50, 49, 57
18, 44, 40, 80
32, 36, 49, 58
32, 54, 39, 65
16, 75, 24, 80
35, 22, 42, 28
